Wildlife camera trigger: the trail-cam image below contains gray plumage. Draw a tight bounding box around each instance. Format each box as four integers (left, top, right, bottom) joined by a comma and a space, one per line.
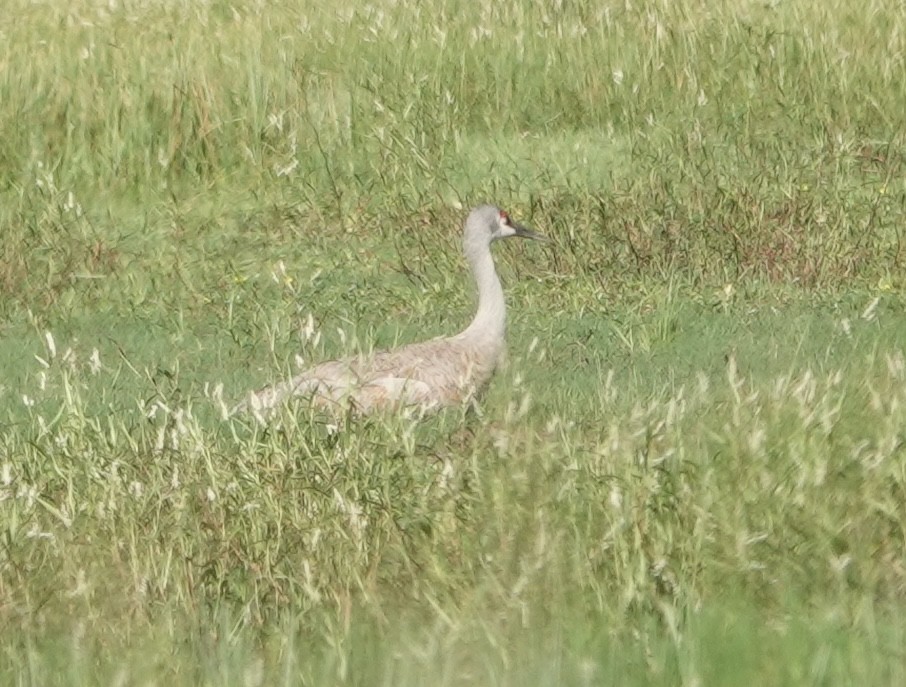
233, 204, 545, 418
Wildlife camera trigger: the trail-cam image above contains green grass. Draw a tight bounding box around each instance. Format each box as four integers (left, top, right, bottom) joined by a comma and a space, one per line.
2, 0, 906, 683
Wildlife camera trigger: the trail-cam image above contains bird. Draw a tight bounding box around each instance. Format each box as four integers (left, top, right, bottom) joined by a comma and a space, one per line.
233, 204, 546, 419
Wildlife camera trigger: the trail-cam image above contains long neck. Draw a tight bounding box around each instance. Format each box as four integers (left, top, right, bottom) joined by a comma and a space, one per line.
461, 242, 506, 343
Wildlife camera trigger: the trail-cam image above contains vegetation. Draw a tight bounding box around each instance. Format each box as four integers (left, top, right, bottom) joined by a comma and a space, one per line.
1, 0, 905, 683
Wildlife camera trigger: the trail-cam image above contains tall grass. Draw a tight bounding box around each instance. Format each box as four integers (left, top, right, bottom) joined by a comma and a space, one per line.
2, 0, 904, 307
2, 0, 906, 683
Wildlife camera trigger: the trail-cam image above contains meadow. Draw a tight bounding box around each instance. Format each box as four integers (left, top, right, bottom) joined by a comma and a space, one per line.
2, 0, 906, 683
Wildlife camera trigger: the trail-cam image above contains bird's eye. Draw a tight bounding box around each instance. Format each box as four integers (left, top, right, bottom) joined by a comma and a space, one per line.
499, 211, 511, 225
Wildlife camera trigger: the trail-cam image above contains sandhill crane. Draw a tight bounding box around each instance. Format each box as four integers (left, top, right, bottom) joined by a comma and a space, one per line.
233, 204, 546, 418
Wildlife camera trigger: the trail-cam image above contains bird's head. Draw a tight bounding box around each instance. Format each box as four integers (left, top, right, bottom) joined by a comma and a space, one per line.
464, 204, 546, 249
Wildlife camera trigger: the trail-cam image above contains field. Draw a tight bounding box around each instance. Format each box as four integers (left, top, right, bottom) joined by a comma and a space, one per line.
2, 0, 906, 683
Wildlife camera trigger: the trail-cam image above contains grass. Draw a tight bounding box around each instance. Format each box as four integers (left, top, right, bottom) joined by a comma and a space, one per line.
2, 0, 906, 683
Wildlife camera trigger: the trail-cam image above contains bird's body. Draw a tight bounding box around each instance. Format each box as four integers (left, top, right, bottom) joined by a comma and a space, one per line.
244, 334, 503, 416
234, 204, 544, 418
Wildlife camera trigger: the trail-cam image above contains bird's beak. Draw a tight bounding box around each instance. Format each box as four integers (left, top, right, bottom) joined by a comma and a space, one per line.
512, 222, 548, 242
